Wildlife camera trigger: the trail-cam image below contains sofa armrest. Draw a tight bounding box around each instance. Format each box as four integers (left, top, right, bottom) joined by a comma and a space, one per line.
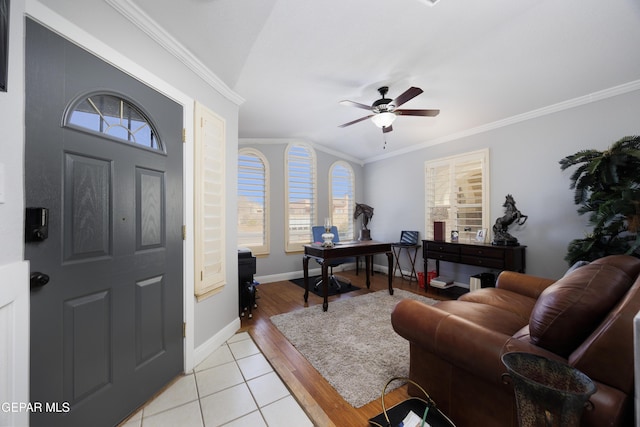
495, 271, 556, 299
391, 299, 562, 386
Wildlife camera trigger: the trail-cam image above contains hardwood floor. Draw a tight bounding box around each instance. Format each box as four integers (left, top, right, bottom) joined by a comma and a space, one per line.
238, 269, 456, 426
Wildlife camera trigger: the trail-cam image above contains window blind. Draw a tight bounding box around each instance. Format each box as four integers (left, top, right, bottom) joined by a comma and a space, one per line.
425, 149, 489, 242
285, 144, 316, 252
330, 161, 355, 241
238, 148, 269, 255
194, 102, 226, 300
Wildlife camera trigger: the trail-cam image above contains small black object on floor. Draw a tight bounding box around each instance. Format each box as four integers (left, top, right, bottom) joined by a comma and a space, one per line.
289, 276, 360, 297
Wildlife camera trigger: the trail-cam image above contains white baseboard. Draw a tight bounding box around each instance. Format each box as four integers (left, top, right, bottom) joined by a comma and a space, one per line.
192, 317, 241, 368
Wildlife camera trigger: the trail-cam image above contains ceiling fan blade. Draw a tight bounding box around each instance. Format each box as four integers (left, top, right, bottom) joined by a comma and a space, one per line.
339, 100, 372, 110
395, 109, 440, 117
392, 87, 423, 108
338, 115, 374, 127
382, 125, 393, 133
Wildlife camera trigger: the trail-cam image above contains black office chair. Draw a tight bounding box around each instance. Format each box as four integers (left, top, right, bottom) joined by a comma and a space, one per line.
311, 225, 352, 292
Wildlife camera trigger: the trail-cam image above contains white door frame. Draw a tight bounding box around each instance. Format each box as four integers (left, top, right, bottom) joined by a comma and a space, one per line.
26, 1, 197, 372
0, 261, 30, 427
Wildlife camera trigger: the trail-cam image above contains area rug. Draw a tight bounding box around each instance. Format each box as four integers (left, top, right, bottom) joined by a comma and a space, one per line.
289, 276, 360, 297
270, 289, 438, 408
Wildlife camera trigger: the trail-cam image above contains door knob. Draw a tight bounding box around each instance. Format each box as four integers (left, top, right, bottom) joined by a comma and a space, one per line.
30, 272, 50, 289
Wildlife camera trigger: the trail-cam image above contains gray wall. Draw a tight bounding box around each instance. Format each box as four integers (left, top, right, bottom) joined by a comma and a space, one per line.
364, 88, 640, 281
239, 140, 364, 279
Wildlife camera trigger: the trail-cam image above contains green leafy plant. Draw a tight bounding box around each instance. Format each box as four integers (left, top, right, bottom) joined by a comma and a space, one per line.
559, 135, 640, 265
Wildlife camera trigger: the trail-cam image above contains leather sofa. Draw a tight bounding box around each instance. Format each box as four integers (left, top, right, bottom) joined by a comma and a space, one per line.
391, 255, 640, 427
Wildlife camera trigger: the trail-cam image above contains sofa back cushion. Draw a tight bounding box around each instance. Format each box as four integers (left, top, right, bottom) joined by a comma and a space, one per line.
529, 263, 633, 357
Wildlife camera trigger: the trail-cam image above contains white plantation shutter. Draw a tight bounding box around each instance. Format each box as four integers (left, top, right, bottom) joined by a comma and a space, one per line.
330, 161, 355, 241
238, 148, 269, 255
285, 143, 317, 252
455, 159, 484, 237
425, 149, 490, 242
194, 102, 226, 300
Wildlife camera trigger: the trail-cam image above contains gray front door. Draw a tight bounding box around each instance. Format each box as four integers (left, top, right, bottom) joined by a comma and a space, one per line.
25, 19, 184, 427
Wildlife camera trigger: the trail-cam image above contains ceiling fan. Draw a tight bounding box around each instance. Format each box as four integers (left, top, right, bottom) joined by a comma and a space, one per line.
338, 86, 439, 133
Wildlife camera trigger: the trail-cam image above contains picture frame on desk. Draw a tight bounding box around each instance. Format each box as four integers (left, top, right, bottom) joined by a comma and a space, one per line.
476, 228, 487, 243
450, 230, 459, 242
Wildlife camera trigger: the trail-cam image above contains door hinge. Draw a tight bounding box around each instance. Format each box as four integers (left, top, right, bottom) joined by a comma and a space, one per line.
182, 128, 186, 143
182, 322, 186, 338
182, 225, 186, 240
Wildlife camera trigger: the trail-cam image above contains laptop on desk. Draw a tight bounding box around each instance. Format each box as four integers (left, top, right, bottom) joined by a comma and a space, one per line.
393, 230, 419, 246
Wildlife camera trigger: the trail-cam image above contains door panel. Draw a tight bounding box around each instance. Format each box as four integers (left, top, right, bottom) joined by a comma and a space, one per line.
135, 276, 166, 365
63, 153, 112, 261
26, 19, 183, 427
137, 168, 165, 249
63, 290, 112, 404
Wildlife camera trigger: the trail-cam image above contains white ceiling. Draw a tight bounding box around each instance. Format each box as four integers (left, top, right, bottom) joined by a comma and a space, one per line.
127, 0, 640, 163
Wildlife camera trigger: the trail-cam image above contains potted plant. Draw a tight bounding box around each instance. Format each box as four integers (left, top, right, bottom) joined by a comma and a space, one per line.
559, 135, 640, 265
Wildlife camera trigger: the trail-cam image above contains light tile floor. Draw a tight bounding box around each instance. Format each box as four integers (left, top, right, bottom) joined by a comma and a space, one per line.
120, 332, 314, 427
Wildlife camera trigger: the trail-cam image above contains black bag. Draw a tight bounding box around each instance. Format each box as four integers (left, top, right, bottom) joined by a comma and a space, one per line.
369, 377, 456, 427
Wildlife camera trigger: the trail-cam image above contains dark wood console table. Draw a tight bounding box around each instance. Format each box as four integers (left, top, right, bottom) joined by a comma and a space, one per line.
423, 239, 526, 279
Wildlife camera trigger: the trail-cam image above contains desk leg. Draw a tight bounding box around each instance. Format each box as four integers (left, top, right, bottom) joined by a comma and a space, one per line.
392, 246, 401, 278
303, 255, 310, 303
321, 261, 329, 311
386, 251, 394, 295
365, 256, 371, 289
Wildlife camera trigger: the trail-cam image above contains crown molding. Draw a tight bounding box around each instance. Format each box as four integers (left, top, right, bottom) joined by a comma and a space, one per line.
364, 79, 640, 164
105, 0, 244, 106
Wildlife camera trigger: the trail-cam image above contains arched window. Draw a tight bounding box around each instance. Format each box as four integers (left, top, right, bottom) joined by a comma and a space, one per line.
238, 148, 270, 255
64, 92, 163, 151
285, 143, 317, 252
329, 161, 355, 241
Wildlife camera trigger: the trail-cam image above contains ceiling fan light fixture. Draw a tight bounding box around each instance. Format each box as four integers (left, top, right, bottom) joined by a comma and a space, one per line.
371, 112, 396, 128
418, 0, 441, 6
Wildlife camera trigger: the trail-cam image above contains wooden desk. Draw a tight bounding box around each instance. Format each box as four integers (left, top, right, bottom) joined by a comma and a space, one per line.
303, 240, 393, 311
423, 239, 526, 279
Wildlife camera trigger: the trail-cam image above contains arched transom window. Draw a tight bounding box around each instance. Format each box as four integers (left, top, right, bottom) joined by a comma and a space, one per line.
64, 92, 163, 151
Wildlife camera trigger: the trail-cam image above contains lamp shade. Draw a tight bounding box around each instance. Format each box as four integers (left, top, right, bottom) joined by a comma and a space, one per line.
371, 112, 396, 128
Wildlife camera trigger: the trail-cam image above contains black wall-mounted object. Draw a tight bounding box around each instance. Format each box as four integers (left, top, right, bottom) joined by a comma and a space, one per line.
25, 207, 48, 242
0, 0, 9, 92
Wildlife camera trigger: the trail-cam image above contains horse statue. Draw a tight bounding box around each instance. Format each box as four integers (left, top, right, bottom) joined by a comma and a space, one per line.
354, 203, 374, 240
492, 194, 528, 246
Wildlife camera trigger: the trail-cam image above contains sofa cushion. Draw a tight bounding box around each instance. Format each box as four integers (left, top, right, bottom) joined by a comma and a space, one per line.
434, 300, 529, 336
460, 288, 536, 322
529, 263, 633, 357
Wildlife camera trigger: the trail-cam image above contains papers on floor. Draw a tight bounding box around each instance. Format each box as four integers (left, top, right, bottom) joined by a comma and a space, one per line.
401, 410, 431, 427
